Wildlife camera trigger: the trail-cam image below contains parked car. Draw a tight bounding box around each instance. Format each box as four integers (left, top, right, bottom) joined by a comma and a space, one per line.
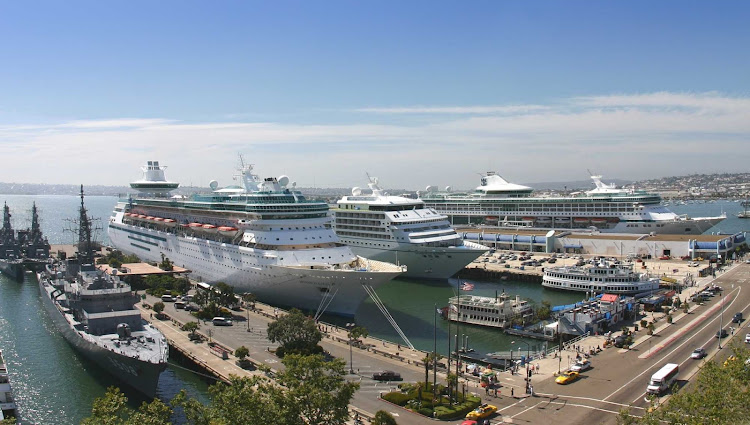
691, 348, 707, 359
555, 371, 580, 385
659, 255, 671, 260
372, 371, 402, 381
212, 317, 233, 326
465, 404, 497, 420
745, 333, 750, 344
570, 360, 591, 372
161, 294, 175, 302
716, 329, 728, 338
613, 335, 629, 348
184, 304, 199, 312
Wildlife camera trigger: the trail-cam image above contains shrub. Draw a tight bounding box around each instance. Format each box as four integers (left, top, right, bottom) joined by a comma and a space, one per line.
417, 407, 433, 417
382, 392, 411, 406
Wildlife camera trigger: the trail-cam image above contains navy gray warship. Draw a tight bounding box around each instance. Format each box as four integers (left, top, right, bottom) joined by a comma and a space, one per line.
0, 203, 24, 280
37, 187, 168, 397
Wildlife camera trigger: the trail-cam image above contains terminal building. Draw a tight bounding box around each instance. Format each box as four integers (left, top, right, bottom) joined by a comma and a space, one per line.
459, 228, 747, 260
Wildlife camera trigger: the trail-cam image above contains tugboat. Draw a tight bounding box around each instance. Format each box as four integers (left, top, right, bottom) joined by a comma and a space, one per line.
0, 203, 24, 281
37, 186, 168, 397
0, 349, 18, 422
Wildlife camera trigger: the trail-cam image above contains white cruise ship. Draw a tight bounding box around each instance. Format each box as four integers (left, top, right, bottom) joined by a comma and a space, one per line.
420, 172, 725, 235
542, 262, 660, 295
107, 160, 405, 317
331, 176, 487, 279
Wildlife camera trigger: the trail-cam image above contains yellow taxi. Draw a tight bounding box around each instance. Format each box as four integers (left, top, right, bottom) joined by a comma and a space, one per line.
724, 355, 738, 367
465, 404, 497, 420
555, 371, 580, 385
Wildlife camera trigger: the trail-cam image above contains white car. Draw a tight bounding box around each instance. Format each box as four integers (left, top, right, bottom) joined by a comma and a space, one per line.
745, 333, 750, 344
691, 348, 707, 359
570, 360, 591, 372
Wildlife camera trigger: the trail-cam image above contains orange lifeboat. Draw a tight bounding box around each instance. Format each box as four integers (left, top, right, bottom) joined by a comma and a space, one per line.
591, 218, 607, 224
202, 224, 217, 233
573, 218, 590, 223
162, 218, 176, 227
217, 226, 239, 237
154, 217, 164, 222
188, 222, 203, 228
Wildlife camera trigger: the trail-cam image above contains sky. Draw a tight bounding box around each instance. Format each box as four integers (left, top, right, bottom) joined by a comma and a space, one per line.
0, 1, 749, 190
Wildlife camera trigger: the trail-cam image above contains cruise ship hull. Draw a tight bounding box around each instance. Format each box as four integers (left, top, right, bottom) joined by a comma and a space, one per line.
37, 275, 166, 398
345, 243, 486, 279
107, 224, 401, 317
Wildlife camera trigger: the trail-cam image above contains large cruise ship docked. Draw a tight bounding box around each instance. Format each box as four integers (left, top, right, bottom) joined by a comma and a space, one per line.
107, 160, 405, 317
331, 176, 487, 279
420, 172, 725, 235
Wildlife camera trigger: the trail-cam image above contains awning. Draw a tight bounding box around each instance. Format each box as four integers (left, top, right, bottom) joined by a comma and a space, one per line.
564, 244, 583, 249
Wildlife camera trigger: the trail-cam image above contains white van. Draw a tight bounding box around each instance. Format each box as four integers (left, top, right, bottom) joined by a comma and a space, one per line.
161, 294, 175, 302
212, 317, 233, 326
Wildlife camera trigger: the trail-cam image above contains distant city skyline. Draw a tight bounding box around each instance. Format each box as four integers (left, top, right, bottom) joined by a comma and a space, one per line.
1, 1, 748, 188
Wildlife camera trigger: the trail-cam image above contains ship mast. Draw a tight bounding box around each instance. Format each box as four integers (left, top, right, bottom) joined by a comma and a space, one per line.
77, 185, 95, 264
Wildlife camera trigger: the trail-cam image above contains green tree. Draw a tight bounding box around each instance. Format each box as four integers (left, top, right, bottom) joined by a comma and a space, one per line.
536, 300, 552, 321
242, 292, 257, 309
235, 346, 249, 361
278, 354, 359, 425
152, 302, 165, 316
373, 410, 398, 425
267, 308, 323, 356
1, 417, 17, 425
158, 253, 174, 271
181, 321, 199, 338
81, 386, 171, 425
214, 282, 236, 308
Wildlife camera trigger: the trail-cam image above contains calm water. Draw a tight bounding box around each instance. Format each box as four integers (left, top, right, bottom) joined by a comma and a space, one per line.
0, 195, 746, 423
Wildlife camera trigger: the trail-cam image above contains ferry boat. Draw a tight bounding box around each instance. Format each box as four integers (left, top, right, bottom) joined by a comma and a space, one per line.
542, 262, 660, 295
107, 160, 405, 317
0, 349, 17, 422
444, 292, 533, 329
38, 188, 168, 398
331, 176, 487, 279
420, 172, 725, 234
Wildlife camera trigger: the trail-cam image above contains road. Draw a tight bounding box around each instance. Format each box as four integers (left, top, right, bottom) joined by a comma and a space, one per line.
491, 263, 750, 424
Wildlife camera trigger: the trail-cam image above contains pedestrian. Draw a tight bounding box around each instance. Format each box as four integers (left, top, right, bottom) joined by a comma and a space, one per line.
511, 387, 514, 397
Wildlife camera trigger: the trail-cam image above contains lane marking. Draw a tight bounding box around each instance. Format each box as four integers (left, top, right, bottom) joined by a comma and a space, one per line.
604, 270, 746, 402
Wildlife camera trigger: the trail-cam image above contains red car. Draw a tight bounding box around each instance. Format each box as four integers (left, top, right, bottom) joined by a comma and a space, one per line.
659, 255, 671, 260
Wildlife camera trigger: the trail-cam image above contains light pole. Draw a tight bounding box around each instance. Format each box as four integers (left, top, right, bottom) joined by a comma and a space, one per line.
512, 340, 531, 359
346, 322, 355, 373
718, 294, 726, 349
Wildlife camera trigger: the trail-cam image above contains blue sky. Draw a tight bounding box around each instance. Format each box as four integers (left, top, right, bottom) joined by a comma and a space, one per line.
1, 1, 749, 189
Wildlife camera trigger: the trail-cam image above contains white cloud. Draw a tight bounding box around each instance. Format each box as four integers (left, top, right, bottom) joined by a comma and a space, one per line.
1, 92, 748, 189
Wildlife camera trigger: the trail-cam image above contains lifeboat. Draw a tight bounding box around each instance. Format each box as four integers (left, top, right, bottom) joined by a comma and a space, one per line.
188, 222, 204, 231
162, 218, 177, 227
573, 218, 590, 223
607, 217, 620, 223
153, 217, 164, 222
138, 215, 147, 219
145, 216, 155, 221
536, 217, 552, 223
521, 217, 535, 222
217, 226, 239, 237
591, 218, 608, 224
554, 217, 570, 222
202, 224, 218, 233
485, 216, 499, 221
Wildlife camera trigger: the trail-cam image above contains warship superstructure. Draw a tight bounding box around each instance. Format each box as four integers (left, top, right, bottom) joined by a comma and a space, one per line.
38, 187, 168, 397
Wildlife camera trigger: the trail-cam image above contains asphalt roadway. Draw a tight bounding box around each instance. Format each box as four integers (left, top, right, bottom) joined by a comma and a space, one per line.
487, 263, 750, 425
150, 262, 750, 425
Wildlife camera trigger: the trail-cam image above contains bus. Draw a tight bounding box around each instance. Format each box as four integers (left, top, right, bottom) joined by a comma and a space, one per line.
647, 363, 679, 395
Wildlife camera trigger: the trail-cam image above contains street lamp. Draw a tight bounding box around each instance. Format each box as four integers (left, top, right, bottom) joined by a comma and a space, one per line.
718, 294, 726, 349
346, 322, 355, 374
511, 340, 531, 358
